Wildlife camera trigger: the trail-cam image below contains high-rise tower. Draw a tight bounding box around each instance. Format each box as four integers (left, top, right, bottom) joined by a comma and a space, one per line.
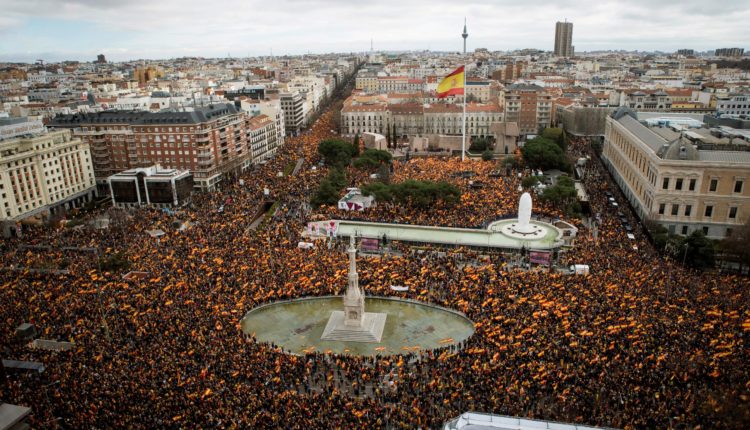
462, 18, 468, 54
554, 20, 574, 57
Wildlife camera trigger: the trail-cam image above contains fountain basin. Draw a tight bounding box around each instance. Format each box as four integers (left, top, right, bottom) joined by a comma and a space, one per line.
240, 296, 474, 357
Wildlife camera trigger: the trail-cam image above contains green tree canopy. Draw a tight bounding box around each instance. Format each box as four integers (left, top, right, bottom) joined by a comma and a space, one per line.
353, 149, 392, 170
681, 231, 716, 269
541, 127, 566, 151
318, 139, 356, 169
522, 136, 568, 171
362, 180, 461, 208
540, 175, 576, 208
311, 168, 347, 207
469, 137, 490, 152
521, 176, 539, 189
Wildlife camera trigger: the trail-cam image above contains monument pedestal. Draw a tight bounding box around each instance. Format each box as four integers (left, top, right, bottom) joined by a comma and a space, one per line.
321, 311, 387, 343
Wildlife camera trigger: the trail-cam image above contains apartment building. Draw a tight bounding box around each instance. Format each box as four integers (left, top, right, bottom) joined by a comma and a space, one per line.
49, 104, 282, 191
0, 118, 96, 233
502, 84, 553, 135
619, 90, 672, 111
602, 108, 750, 239
716, 94, 750, 116
280, 91, 305, 135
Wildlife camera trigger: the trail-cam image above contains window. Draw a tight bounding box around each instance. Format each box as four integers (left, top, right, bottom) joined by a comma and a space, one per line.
681, 226, 688, 235
709, 179, 718, 192
671, 205, 679, 216
702, 226, 709, 235
689, 179, 696, 191
662, 178, 670, 190
659, 203, 666, 215
705, 205, 713, 217
735, 180, 744, 193
729, 207, 738, 219
675, 178, 683, 190
685, 205, 692, 216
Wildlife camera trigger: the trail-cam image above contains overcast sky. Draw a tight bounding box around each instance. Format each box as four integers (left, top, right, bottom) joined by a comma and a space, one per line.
1, 0, 748, 62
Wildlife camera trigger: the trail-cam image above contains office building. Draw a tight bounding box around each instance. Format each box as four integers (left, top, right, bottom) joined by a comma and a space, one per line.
280, 91, 305, 135
1, 118, 96, 234
714, 48, 744, 57
554, 21, 574, 57
108, 165, 194, 208
602, 108, 750, 239
49, 104, 283, 191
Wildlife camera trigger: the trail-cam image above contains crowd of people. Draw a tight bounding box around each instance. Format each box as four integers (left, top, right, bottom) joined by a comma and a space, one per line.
1, 106, 748, 429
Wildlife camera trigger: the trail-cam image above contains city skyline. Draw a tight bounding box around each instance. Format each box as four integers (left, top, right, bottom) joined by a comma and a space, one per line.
0, 0, 748, 62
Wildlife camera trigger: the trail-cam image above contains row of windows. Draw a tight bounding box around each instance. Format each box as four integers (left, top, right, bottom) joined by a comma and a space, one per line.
659, 202, 739, 219
662, 177, 697, 191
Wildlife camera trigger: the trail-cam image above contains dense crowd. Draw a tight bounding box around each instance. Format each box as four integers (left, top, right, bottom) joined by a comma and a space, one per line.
1, 108, 748, 429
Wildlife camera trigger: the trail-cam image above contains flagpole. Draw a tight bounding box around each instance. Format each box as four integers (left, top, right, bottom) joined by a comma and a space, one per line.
462, 63, 466, 161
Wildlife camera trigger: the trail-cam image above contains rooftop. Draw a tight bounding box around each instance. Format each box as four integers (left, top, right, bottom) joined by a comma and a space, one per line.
48, 103, 239, 126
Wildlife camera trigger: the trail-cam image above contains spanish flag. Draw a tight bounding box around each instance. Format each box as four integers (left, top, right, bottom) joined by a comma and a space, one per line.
437, 66, 465, 98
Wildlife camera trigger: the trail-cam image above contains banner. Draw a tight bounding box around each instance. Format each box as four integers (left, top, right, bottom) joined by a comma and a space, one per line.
361, 238, 379, 252
529, 251, 551, 265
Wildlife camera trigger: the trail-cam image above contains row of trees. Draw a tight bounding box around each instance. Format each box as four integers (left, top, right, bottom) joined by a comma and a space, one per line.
361, 180, 461, 208
649, 219, 750, 271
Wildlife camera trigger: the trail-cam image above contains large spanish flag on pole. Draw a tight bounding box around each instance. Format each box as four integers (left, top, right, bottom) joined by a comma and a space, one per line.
436, 66, 465, 98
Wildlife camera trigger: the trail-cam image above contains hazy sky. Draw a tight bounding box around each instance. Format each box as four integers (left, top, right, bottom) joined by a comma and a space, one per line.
1, 0, 748, 62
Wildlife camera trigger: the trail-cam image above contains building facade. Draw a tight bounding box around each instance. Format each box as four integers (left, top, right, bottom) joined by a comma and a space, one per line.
1, 124, 96, 230
341, 102, 502, 139
602, 108, 750, 239
554, 21, 574, 57
280, 91, 305, 135
49, 104, 282, 191
108, 165, 193, 208
714, 48, 744, 57
716, 94, 750, 116
502, 84, 553, 135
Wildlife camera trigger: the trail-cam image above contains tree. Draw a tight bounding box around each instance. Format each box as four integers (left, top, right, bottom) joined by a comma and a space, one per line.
521, 176, 539, 189
681, 230, 716, 269
720, 219, 750, 272
311, 169, 347, 207
540, 175, 576, 209
469, 137, 489, 152
311, 180, 341, 207
502, 156, 518, 169
318, 139, 355, 169
541, 127, 566, 151
522, 136, 568, 171
392, 123, 398, 146
361, 180, 461, 208
352, 133, 361, 157
481, 149, 494, 161
353, 149, 392, 171
361, 182, 393, 202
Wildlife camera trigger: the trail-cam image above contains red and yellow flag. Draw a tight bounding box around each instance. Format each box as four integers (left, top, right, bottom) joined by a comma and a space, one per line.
437, 66, 465, 98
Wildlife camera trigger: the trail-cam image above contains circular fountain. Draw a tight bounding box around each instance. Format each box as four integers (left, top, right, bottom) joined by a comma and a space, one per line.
240, 236, 474, 357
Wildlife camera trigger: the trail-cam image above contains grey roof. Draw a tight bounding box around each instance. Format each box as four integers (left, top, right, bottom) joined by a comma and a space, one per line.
0, 404, 31, 430
662, 139, 699, 160
617, 114, 666, 152
48, 103, 238, 126
0, 117, 29, 126
697, 150, 750, 163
